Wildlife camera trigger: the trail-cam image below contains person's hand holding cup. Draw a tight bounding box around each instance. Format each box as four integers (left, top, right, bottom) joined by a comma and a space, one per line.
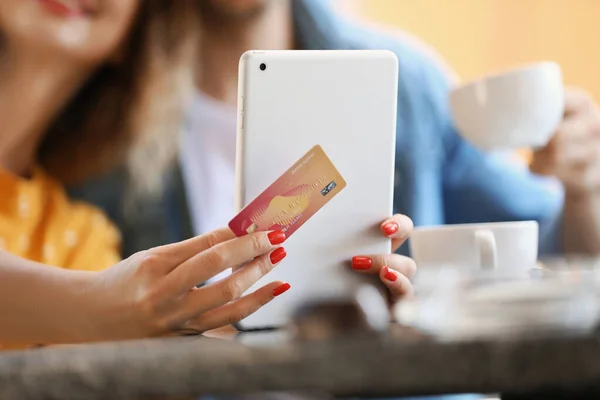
450, 61, 600, 199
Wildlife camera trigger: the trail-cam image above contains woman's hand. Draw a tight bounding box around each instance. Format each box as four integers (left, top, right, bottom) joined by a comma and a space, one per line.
81, 228, 290, 341
351, 214, 416, 300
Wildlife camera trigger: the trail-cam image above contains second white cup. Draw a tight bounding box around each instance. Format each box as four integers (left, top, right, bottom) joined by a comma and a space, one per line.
409, 221, 539, 274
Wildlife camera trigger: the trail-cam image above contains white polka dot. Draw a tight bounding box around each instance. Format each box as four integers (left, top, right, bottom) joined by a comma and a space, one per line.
18, 235, 30, 251
18, 194, 29, 218
93, 214, 106, 227
43, 244, 55, 261
64, 230, 78, 247
109, 227, 122, 244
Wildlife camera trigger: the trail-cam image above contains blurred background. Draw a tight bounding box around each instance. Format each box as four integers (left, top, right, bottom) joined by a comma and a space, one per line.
334, 0, 600, 99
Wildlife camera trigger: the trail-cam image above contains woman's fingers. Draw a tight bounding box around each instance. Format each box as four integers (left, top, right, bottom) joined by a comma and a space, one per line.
164, 230, 286, 295
379, 266, 414, 298
351, 253, 417, 279
186, 281, 291, 333
174, 246, 287, 321
380, 214, 413, 252
151, 227, 236, 268
351, 253, 416, 299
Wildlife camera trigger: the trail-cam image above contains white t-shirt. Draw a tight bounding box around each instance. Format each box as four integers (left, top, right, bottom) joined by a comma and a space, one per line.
179, 91, 237, 238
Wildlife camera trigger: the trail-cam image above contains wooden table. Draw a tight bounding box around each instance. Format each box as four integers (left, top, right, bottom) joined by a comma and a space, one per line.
1, 324, 600, 400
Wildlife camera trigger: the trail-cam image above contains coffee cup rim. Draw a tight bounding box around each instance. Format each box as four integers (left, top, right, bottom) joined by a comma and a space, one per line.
450, 61, 561, 94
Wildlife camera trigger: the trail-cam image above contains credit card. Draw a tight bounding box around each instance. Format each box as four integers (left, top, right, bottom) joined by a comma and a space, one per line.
229, 145, 346, 238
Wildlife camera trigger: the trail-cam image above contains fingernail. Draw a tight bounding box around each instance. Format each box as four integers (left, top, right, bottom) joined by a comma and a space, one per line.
352, 256, 372, 270
382, 222, 399, 237
273, 282, 291, 297
383, 266, 398, 282
268, 230, 286, 245
270, 247, 287, 264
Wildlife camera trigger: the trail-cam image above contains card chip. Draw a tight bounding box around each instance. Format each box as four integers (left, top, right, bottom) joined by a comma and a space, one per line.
321, 181, 337, 196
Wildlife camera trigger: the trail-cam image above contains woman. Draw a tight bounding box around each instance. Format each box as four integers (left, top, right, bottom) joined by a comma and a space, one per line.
0, 0, 198, 270
0, 0, 295, 346
0, 0, 417, 345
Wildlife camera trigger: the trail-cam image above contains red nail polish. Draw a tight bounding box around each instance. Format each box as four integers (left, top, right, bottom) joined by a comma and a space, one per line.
383, 266, 398, 282
382, 222, 399, 237
270, 247, 287, 264
352, 256, 372, 270
267, 230, 286, 245
273, 282, 291, 297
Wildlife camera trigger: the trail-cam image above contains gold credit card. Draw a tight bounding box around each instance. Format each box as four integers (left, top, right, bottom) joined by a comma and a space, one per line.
229, 145, 347, 237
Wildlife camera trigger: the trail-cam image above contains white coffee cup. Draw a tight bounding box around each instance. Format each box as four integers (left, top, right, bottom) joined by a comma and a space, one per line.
449, 62, 564, 151
409, 221, 539, 274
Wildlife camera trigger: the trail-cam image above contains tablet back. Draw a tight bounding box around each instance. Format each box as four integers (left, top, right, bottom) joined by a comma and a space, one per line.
236, 50, 398, 329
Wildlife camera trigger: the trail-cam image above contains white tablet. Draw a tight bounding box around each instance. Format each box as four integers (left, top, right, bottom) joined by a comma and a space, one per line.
235, 50, 398, 330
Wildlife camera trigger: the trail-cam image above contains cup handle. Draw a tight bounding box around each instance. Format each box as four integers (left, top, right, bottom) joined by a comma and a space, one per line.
474, 229, 497, 270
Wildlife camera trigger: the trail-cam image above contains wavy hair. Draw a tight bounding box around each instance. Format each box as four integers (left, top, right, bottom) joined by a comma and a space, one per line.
38, 0, 198, 193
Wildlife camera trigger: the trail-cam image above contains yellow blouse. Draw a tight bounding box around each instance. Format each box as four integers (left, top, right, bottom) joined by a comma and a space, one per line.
0, 167, 122, 350
0, 167, 121, 270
